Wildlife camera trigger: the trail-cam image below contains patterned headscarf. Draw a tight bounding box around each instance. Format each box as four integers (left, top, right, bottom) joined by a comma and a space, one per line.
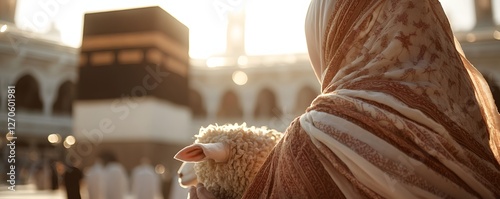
305, 0, 500, 161
243, 0, 500, 198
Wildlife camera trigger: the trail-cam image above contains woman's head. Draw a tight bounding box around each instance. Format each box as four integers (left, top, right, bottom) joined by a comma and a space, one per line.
304, 0, 500, 161
305, 0, 337, 82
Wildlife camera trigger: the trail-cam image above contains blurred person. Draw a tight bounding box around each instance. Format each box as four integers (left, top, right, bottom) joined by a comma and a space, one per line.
160, 169, 172, 199
49, 159, 59, 191
190, 0, 500, 198
34, 158, 51, 190
85, 157, 105, 199
100, 151, 129, 199
63, 160, 83, 199
131, 157, 162, 199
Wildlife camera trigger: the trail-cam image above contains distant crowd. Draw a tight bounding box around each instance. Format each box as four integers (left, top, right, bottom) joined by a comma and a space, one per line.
25, 150, 176, 199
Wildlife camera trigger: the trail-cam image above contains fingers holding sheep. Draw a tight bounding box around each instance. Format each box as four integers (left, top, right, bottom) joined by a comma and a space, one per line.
187, 184, 217, 199
196, 183, 217, 199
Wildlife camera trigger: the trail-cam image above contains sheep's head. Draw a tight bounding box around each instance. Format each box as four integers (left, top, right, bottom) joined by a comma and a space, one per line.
174, 123, 282, 199
177, 162, 197, 187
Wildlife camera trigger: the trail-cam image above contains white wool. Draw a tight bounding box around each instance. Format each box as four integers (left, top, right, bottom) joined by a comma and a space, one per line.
193, 123, 282, 199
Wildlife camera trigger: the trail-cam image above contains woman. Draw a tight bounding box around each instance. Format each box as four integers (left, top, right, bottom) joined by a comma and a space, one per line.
191, 0, 500, 198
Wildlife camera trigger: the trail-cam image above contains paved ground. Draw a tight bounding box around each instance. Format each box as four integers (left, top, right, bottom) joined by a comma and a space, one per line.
0, 184, 188, 199
0, 184, 133, 199
0, 185, 66, 199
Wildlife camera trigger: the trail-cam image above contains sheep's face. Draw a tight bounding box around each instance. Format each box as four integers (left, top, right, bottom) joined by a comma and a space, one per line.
177, 162, 197, 187
174, 124, 282, 199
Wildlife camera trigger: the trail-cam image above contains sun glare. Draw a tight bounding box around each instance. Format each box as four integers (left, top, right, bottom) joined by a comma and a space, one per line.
232, 70, 248, 85
14, 0, 312, 59
245, 0, 310, 55
13, 0, 493, 60
0, 25, 7, 33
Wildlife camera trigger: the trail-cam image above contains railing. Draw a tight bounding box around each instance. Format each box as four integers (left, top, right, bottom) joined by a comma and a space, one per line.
0, 110, 72, 137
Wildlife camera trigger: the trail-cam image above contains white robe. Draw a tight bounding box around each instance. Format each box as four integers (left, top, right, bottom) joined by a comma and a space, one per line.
131, 164, 161, 199
103, 162, 129, 199
85, 163, 105, 199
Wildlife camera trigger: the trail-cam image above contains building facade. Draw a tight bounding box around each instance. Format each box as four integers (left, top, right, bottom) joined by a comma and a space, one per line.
0, 22, 78, 185
189, 0, 500, 135
0, 0, 498, 193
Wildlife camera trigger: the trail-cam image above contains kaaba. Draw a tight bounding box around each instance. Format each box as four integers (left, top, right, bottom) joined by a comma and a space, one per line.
78, 6, 189, 106
74, 6, 192, 182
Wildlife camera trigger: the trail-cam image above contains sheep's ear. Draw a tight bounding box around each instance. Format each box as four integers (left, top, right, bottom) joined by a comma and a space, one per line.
174, 143, 229, 163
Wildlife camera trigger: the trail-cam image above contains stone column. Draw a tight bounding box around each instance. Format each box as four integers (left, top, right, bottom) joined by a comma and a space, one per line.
276, 85, 298, 118
474, 0, 495, 29
225, 4, 246, 64
238, 86, 257, 122
41, 78, 58, 116
203, 88, 223, 121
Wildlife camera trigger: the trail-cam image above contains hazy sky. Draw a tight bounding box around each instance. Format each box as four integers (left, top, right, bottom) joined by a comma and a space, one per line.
11, 0, 500, 58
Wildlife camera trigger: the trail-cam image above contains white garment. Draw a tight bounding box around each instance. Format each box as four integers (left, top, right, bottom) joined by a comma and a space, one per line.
131, 164, 161, 199
85, 163, 105, 199
104, 162, 129, 199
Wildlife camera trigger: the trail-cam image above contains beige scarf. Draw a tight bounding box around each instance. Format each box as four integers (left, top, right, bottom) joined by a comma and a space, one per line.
243, 0, 500, 198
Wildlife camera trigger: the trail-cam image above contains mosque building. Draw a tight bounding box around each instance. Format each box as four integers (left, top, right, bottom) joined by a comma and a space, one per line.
0, 0, 78, 186
74, 6, 191, 172
0, 0, 499, 191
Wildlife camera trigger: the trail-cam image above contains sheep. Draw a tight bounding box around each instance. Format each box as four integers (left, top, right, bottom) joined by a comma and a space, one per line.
174, 123, 283, 199
177, 162, 197, 187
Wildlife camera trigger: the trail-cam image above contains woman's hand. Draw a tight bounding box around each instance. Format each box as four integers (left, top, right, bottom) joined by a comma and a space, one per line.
188, 183, 216, 199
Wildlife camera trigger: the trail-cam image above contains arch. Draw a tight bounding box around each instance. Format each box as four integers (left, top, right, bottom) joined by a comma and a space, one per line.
217, 90, 243, 119
253, 88, 281, 119
52, 81, 75, 115
483, 74, 500, 112
190, 89, 207, 118
15, 75, 43, 112
294, 86, 319, 116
